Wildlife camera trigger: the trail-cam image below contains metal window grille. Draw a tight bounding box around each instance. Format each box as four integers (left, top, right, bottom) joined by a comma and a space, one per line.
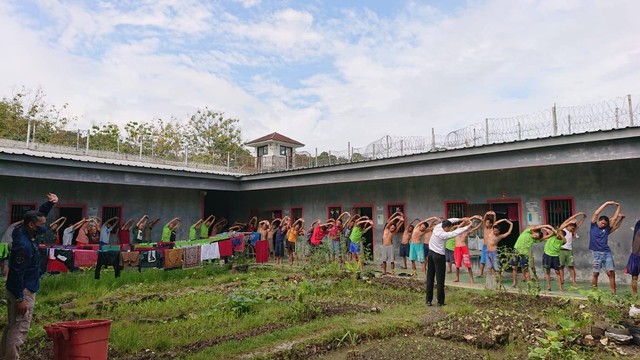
328, 207, 341, 220
545, 199, 573, 227
291, 208, 303, 221
10, 204, 36, 223
446, 202, 466, 218
101, 206, 122, 224
387, 204, 405, 231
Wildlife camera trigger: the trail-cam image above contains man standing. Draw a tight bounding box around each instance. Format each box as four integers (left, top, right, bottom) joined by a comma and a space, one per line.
590, 201, 625, 294
426, 217, 470, 306
1, 193, 58, 359
381, 213, 404, 276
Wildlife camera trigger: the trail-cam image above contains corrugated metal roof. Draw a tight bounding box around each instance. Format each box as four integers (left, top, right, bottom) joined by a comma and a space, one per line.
0, 146, 243, 177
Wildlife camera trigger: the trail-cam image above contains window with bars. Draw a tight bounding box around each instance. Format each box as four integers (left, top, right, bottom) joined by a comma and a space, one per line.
387, 204, 405, 232
445, 202, 467, 218
101, 206, 122, 224
544, 198, 574, 227
257, 145, 268, 157
328, 206, 342, 220
291, 207, 303, 221
10, 203, 36, 223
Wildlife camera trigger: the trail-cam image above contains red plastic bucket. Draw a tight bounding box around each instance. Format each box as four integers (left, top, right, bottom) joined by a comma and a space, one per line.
45, 319, 112, 360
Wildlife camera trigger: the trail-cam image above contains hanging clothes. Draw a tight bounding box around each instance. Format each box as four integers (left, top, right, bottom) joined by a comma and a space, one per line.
95, 250, 121, 279
120, 251, 140, 270
182, 246, 201, 269
255, 240, 269, 263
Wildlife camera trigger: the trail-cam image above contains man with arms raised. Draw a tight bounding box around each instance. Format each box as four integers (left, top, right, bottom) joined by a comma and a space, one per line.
1, 193, 58, 359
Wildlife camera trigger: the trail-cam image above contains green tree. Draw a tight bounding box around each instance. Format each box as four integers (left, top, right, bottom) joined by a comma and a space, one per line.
90, 123, 121, 152
185, 108, 250, 164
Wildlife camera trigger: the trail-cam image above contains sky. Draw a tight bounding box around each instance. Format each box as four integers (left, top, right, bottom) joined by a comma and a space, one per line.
1, 0, 639, 152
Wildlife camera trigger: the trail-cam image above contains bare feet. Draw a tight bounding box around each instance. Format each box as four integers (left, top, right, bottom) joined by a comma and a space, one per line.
453, 279, 459, 283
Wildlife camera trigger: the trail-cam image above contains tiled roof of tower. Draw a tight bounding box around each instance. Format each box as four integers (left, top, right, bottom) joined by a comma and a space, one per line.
245, 132, 305, 147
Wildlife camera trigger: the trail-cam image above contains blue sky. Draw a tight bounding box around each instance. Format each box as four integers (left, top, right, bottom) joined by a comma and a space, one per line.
1, 0, 638, 150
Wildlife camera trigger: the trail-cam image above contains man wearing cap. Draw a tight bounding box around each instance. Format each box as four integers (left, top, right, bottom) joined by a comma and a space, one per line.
1, 193, 58, 359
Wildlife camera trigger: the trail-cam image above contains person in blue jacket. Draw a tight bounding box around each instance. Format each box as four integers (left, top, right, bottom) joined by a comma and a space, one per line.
0, 193, 58, 359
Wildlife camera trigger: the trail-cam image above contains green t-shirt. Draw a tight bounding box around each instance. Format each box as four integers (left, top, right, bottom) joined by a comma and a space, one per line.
544, 235, 564, 257
350, 226, 366, 244
161, 225, 172, 242
513, 228, 540, 255
189, 224, 198, 241
200, 224, 209, 239
445, 237, 456, 251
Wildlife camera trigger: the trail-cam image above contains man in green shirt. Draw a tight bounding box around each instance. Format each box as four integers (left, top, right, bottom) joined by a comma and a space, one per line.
189, 219, 204, 241
542, 231, 566, 292
200, 215, 215, 239
445, 237, 456, 273
510, 225, 553, 287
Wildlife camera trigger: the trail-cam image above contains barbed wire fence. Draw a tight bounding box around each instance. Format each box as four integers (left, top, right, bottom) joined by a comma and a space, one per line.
302, 94, 638, 168
3, 94, 638, 173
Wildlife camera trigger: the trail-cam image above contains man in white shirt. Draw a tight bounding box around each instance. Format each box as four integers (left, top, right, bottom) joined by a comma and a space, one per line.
426, 218, 471, 306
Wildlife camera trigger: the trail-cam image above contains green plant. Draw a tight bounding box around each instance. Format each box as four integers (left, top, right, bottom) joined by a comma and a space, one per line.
335, 330, 359, 347
528, 318, 583, 360
224, 292, 263, 317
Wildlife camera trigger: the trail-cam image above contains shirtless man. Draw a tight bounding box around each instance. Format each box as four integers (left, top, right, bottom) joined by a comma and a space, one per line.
484, 219, 514, 274
381, 212, 404, 276
410, 217, 439, 277
210, 218, 228, 236
454, 216, 483, 284
478, 211, 496, 277
400, 220, 418, 269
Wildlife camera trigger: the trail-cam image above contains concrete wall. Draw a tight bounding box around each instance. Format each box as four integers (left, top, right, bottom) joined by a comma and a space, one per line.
0, 176, 205, 242
228, 159, 639, 284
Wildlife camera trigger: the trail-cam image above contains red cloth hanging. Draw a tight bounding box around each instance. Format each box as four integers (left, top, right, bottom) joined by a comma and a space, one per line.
255, 240, 269, 263
218, 239, 233, 257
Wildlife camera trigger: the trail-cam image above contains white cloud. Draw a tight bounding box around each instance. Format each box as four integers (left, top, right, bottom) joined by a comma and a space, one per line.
0, 0, 639, 152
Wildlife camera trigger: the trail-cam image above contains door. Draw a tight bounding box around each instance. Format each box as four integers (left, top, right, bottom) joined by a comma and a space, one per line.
489, 202, 520, 249
352, 205, 374, 261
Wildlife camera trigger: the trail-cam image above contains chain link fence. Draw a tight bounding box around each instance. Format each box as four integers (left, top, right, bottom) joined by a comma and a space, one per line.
2, 95, 638, 174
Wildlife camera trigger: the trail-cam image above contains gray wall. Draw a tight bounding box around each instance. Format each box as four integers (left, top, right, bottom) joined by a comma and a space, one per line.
229, 159, 639, 284
0, 176, 204, 242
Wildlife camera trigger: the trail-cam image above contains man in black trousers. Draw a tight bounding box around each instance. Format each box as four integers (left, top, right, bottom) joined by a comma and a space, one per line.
426, 217, 471, 306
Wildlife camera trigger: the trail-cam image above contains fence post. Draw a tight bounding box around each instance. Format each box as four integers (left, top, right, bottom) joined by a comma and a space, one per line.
484, 118, 489, 145
26, 121, 31, 147
227, 152, 230, 171
517, 122, 522, 140
184, 146, 188, 165
473, 128, 477, 147
76, 129, 80, 151
139, 137, 143, 159
628, 94, 634, 126
386, 135, 390, 157
615, 107, 619, 128
552, 103, 558, 136
315, 147, 318, 167
568, 114, 572, 133
400, 139, 404, 156
372, 144, 376, 158
85, 130, 90, 155
348, 142, 351, 161
431, 128, 435, 150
